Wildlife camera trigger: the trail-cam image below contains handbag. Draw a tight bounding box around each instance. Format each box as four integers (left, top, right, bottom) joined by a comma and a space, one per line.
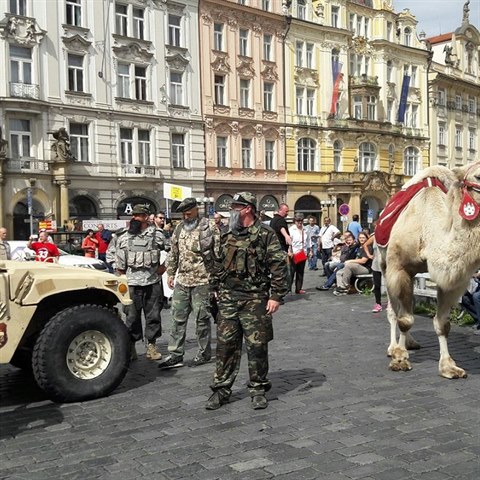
292, 227, 307, 264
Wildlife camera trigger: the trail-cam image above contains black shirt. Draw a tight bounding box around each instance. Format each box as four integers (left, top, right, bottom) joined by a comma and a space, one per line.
270, 214, 289, 252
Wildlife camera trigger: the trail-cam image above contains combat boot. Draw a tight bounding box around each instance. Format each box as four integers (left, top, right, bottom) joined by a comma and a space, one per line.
251, 394, 268, 410
146, 343, 162, 361
205, 390, 230, 410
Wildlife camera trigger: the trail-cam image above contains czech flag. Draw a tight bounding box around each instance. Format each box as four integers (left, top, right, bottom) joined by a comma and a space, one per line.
329, 59, 343, 117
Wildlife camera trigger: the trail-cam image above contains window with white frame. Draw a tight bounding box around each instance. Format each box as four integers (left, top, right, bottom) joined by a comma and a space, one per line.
296, 86, 304, 114
115, 3, 128, 36
469, 129, 476, 151
333, 140, 342, 171
411, 104, 418, 128
438, 123, 446, 145
214, 23, 224, 51
295, 41, 303, 67
358, 142, 376, 172
216, 136, 227, 167
356, 16, 362, 36
263, 82, 274, 111
353, 95, 362, 119
242, 138, 252, 168
69, 123, 89, 162
297, 0, 306, 20
240, 79, 250, 108
239, 29, 249, 56
306, 89, 315, 116
10, 46, 32, 84
135, 66, 147, 100
367, 96, 376, 121
67, 54, 84, 92
117, 63, 148, 100
349, 13, 355, 33
455, 94, 462, 110
9, 119, 31, 158
117, 63, 130, 98
387, 21, 393, 41
410, 66, 417, 87
170, 71, 183, 105
350, 53, 369, 76
119, 128, 133, 164
171, 133, 186, 168
438, 89, 446, 106
364, 18, 370, 38
214, 75, 225, 105
263, 34, 272, 61
468, 96, 476, 113
306, 43, 314, 68
403, 146, 419, 176
66, 0, 82, 27
115, 3, 145, 39
331, 6, 339, 28
387, 99, 394, 122
265, 140, 274, 170
455, 127, 462, 148
262, 0, 270, 11
138, 129, 150, 165
297, 138, 316, 171
404, 27, 412, 46
9, 0, 26, 15
133, 8, 145, 40
168, 14, 182, 47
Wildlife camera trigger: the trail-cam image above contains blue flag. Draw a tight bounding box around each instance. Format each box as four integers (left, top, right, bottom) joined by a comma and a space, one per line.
397, 75, 410, 123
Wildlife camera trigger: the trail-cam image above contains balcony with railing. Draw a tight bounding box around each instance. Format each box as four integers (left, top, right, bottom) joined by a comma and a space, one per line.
121, 164, 158, 176
9, 82, 40, 100
6, 157, 50, 172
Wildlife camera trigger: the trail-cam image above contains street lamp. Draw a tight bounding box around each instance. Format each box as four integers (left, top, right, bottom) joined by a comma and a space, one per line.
320, 199, 335, 217
196, 197, 215, 218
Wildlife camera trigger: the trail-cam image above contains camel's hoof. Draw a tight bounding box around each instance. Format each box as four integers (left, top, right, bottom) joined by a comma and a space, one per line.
389, 358, 412, 372
405, 339, 421, 350
439, 358, 467, 379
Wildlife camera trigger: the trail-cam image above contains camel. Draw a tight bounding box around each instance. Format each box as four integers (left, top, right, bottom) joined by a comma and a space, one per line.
377, 161, 480, 378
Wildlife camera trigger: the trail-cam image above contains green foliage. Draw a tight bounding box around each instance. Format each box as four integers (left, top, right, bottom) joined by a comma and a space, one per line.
413, 301, 436, 317
414, 303, 475, 326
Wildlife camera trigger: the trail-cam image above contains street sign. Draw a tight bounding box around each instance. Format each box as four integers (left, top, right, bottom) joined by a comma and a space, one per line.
367, 208, 374, 223
338, 203, 350, 216
27, 188, 32, 215
340, 215, 349, 222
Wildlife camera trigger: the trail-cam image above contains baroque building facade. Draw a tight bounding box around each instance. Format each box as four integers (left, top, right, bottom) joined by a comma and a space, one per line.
199, 0, 288, 216
284, 0, 430, 226
0, 0, 205, 238
427, 3, 480, 168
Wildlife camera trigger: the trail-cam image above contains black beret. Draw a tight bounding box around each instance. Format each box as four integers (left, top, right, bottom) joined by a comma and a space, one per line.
176, 197, 198, 213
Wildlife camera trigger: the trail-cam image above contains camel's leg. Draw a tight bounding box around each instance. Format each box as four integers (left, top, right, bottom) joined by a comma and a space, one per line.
386, 296, 397, 356
386, 269, 415, 372
435, 287, 467, 379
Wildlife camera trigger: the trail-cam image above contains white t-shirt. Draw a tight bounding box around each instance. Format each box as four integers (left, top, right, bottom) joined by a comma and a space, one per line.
319, 224, 340, 249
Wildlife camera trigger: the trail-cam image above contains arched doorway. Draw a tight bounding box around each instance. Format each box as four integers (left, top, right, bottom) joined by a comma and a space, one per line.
294, 195, 321, 222
70, 196, 98, 220
13, 199, 46, 239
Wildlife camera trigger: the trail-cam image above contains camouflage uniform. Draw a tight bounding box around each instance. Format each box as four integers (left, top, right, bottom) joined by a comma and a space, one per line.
165, 217, 217, 361
115, 226, 165, 343
210, 218, 289, 399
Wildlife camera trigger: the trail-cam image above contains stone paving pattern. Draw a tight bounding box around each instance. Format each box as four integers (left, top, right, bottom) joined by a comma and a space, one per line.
1, 270, 480, 479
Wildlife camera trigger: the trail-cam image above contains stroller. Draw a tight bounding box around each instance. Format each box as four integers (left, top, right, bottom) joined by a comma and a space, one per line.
460, 277, 480, 326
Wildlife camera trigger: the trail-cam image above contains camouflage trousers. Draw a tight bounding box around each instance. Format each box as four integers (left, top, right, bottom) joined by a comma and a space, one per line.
126, 282, 163, 344
167, 283, 212, 360
211, 293, 273, 398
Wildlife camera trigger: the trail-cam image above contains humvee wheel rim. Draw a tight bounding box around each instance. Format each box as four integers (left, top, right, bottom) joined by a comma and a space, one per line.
66, 330, 113, 380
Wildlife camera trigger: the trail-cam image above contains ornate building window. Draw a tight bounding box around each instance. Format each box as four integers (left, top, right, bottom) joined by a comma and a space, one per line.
358, 142, 376, 172
297, 0, 306, 20
306, 89, 315, 116
133, 7, 145, 40
263, 33, 272, 61
239, 29, 249, 56
117, 63, 148, 100
240, 78, 250, 108
265, 140, 275, 170
297, 138, 316, 171
296, 86, 304, 114
214, 75, 225, 105
9, 0, 26, 15
69, 123, 89, 162
262, 0, 270, 11
386, 60, 393, 82
353, 95, 362, 119
10, 46, 32, 85
438, 123, 446, 146
306, 43, 314, 68
138, 130, 150, 165
469, 129, 476, 151
216, 136, 228, 167
331, 6, 339, 28
66, 0, 82, 27
333, 140, 342, 171
404, 27, 412, 46
214, 23, 224, 51
67, 54, 84, 92
242, 138, 252, 169
115, 3, 128, 36
117, 63, 130, 98
455, 127, 463, 149
263, 82, 274, 111
169, 71, 183, 105
295, 41, 303, 67
135, 66, 147, 100
168, 14, 181, 47
366, 95, 376, 121
171, 133, 185, 168
9, 119, 31, 158
403, 146, 419, 176
120, 128, 134, 164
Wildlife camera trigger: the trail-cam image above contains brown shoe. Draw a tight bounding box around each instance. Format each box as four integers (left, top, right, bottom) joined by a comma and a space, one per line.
146, 343, 162, 361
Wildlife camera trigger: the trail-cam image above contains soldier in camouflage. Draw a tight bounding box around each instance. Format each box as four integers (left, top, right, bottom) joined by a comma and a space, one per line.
205, 192, 289, 410
115, 205, 166, 361
158, 198, 218, 369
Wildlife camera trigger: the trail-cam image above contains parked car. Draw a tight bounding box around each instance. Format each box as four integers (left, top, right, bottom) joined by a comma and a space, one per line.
9, 241, 109, 272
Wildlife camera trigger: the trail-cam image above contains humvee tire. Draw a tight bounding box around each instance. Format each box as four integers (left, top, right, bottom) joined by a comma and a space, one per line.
32, 304, 130, 402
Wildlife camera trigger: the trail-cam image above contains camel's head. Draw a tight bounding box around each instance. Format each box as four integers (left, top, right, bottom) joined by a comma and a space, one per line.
453, 161, 480, 221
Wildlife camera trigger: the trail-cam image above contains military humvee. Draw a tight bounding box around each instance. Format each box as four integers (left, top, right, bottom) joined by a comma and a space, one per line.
0, 260, 132, 402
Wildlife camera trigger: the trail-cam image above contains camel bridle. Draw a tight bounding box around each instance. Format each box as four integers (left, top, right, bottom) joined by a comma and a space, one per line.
459, 161, 480, 221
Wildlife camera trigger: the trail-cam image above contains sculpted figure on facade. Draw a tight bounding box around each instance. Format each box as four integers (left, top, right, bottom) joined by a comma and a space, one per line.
7, 16, 18, 35
315, 2, 324, 24
51, 127, 75, 162
0, 128, 8, 158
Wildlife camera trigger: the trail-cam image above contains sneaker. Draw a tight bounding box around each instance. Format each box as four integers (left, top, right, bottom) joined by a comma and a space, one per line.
158, 355, 184, 369
295, 289, 306, 294
130, 342, 138, 362
333, 289, 347, 296
190, 356, 211, 367
372, 303, 383, 313
315, 285, 330, 291
251, 394, 268, 410
146, 343, 162, 361
205, 391, 230, 410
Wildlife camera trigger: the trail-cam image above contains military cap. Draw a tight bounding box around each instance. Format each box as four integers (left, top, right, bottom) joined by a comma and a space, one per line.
231, 192, 257, 209
176, 197, 198, 213
131, 204, 150, 215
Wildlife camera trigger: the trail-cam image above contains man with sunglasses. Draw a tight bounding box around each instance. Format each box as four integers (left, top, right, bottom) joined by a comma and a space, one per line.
205, 192, 289, 411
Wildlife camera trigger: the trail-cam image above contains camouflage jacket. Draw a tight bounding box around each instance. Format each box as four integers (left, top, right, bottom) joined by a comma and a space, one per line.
212, 219, 289, 301
115, 226, 165, 286
166, 217, 218, 287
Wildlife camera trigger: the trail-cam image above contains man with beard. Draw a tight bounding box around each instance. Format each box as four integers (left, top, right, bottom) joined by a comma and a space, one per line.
205, 192, 289, 410
158, 198, 218, 369
115, 205, 166, 361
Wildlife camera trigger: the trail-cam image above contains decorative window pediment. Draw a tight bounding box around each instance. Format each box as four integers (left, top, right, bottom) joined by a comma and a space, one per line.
0, 15, 46, 46
240, 124, 256, 137
294, 67, 319, 86
113, 42, 153, 63
261, 62, 278, 82
62, 34, 92, 54
166, 52, 189, 71
211, 52, 231, 74
237, 57, 255, 78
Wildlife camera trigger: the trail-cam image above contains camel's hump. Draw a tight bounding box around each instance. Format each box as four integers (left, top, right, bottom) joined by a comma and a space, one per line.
403, 166, 456, 190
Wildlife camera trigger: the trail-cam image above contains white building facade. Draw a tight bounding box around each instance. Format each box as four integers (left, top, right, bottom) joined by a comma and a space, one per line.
0, 0, 204, 238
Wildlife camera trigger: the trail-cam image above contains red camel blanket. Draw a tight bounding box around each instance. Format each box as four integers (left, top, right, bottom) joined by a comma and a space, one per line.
376, 177, 448, 248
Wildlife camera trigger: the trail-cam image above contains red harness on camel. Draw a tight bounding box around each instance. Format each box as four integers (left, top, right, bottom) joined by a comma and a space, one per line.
376, 163, 480, 248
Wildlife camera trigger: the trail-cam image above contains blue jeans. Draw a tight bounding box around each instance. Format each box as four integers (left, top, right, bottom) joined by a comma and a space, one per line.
307, 246, 318, 270
324, 263, 345, 288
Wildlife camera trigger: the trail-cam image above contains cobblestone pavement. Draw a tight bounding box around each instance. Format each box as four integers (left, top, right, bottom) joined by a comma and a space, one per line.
1, 270, 480, 480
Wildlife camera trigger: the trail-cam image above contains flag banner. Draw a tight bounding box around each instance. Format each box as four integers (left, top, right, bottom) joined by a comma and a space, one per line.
329, 60, 343, 117
397, 75, 410, 123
